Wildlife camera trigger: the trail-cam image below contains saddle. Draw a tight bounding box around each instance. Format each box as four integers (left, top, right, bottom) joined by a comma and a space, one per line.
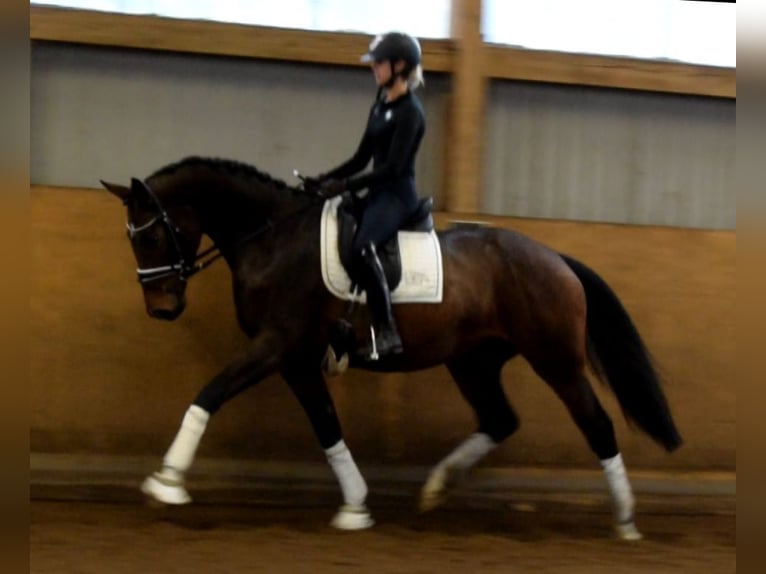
336, 193, 435, 292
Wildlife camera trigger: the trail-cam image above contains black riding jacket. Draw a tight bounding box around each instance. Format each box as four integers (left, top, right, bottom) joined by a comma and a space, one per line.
324, 91, 425, 198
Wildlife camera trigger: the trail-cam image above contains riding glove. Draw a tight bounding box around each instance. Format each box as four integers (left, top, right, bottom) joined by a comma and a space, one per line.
319, 178, 347, 199
303, 176, 323, 193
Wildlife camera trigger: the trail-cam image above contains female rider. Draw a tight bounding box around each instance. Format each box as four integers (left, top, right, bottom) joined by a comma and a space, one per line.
308, 31, 426, 359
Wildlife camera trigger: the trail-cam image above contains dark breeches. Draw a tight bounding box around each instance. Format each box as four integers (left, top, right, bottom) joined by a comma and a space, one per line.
352, 179, 418, 263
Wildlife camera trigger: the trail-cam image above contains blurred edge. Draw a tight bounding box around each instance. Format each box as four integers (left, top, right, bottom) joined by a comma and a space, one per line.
0, 1, 30, 573
737, 5, 765, 571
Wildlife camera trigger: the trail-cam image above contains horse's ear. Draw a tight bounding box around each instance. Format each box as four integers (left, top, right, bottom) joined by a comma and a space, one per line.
100, 180, 131, 201
130, 177, 152, 197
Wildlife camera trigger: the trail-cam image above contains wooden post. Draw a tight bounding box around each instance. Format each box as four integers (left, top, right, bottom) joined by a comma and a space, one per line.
444, 0, 485, 214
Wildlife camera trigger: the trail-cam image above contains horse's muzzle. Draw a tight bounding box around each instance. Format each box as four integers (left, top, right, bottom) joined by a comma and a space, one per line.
149, 304, 185, 321
144, 288, 186, 321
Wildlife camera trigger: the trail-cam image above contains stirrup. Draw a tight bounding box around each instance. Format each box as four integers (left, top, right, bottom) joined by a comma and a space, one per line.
362, 325, 403, 361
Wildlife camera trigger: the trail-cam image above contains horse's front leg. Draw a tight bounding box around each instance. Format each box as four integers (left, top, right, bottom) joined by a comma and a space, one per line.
282, 361, 373, 530
141, 333, 282, 505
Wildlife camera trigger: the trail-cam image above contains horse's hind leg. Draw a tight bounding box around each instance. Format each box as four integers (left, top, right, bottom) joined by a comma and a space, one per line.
282, 361, 373, 530
535, 360, 642, 540
420, 341, 518, 512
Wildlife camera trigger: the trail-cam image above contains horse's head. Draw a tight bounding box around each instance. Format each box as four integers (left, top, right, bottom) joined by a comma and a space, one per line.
101, 177, 203, 321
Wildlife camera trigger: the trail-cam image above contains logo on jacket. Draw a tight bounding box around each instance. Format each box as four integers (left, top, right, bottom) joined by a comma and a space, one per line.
385, 109, 393, 122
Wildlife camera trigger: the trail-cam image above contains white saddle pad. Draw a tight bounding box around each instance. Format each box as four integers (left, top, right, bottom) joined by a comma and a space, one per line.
320, 196, 443, 304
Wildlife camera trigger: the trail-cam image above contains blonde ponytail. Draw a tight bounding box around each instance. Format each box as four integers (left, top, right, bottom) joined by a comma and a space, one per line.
408, 64, 425, 90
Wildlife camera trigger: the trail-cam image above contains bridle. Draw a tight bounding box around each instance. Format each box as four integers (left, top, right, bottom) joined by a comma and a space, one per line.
126, 179, 322, 285
126, 181, 220, 284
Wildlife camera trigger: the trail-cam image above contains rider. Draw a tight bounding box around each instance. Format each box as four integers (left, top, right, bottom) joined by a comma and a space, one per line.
307, 32, 426, 359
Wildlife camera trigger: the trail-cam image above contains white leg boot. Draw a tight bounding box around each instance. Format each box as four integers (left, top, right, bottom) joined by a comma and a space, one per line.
325, 440, 374, 530
420, 433, 497, 512
141, 405, 210, 505
601, 453, 643, 540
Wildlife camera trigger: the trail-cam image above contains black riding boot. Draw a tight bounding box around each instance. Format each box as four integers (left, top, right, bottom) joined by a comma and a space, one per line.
360, 243, 403, 359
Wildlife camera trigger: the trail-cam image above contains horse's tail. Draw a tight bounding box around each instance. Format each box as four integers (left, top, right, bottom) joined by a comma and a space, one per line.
560, 254, 682, 452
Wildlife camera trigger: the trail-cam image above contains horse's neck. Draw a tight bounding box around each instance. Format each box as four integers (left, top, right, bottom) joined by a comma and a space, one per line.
190, 177, 310, 260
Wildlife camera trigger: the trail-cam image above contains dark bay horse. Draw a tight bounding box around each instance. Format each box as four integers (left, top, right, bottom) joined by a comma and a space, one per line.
101, 156, 681, 540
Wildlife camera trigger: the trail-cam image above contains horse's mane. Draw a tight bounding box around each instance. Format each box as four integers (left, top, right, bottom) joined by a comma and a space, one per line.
148, 156, 292, 190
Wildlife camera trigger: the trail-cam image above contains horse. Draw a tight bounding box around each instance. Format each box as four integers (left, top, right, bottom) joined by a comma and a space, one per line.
101, 156, 681, 540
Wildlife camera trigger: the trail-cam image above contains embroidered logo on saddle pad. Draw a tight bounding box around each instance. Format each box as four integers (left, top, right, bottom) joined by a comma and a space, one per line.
320, 196, 444, 304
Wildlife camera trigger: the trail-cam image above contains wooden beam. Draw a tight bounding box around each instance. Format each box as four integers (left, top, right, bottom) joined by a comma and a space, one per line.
29, 6, 454, 73
485, 45, 735, 99
30, 6, 735, 99
443, 0, 485, 214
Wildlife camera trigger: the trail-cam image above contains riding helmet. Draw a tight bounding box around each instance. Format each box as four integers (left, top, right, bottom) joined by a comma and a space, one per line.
360, 32, 422, 76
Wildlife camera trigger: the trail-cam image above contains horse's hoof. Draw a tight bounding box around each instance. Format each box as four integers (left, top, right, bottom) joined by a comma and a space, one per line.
418, 489, 447, 513
419, 469, 449, 513
330, 505, 374, 530
141, 473, 192, 505
615, 521, 643, 541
